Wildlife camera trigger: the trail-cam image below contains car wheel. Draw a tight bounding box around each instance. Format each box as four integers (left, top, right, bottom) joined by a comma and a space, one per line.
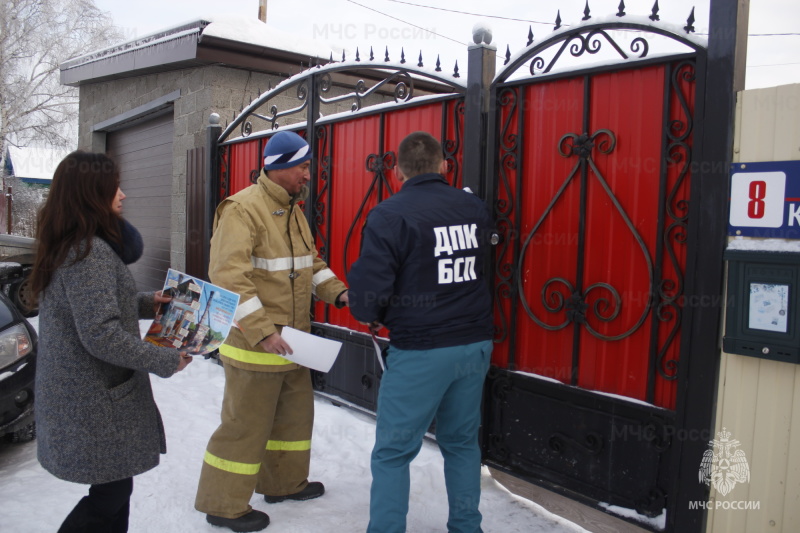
9, 276, 38, 317
7, 421, 36, 443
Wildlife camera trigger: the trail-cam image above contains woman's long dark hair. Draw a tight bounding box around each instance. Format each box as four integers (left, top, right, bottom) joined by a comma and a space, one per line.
30, 151, 123, 295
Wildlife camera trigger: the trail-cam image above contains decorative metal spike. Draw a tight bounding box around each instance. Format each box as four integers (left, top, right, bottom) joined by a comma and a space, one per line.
504, 45, 511, 65
369, 46, 374, 61
616, 0, 625, 17
400, 48, 406, 64
418, 51, 423, 68
453, 61, 460, 78
329, 52, 334, 63
684, 7, 696, 33
356, 47, 361, 62
527, 26, 534, 46
649, 0, 660, 21
555, 10, 562, 31
385, 46, 390, 62
342, 50, 346, 62
435, 55, 441, 72
582, 0, 591, 21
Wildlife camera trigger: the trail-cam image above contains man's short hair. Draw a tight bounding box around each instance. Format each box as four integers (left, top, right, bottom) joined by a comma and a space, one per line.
397, 131, 444, 179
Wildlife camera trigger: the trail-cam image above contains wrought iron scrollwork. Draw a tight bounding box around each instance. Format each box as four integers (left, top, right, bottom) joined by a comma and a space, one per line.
548, 431, 604, 456
240, 81, 309, 137
314, 125, 331, 263
493, 87, 520, 344
219, 56, 465, 146
442, 101, 464, 186
342, 152, 396, 277
635, 488, 667, 518
517, 128, 653, 341
496, 13, 703, 84
487, 433, 510, 462
654, 60, 695, 381
530, 29, 648, 76
642, 417, 672, 452
218, 147, 230, 200
489, 368, 513, 402
319, 70, 413, 112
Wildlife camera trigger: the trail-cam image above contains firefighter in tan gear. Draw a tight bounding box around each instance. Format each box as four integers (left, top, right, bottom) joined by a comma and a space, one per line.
196, 131, 348, 532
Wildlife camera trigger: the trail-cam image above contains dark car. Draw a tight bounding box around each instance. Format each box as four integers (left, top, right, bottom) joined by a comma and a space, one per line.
0, 263, 37, 443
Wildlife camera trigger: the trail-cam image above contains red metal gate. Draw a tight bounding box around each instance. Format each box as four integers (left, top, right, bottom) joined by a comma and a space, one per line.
481, 14, 706, 525
312, 100, 464, 331
493, 62, 696, 410
207, 9, 716, 529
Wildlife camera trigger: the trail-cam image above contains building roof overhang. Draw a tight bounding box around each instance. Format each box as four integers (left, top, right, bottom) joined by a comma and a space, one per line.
60, 17, 455, 96
60, 19, 329, 87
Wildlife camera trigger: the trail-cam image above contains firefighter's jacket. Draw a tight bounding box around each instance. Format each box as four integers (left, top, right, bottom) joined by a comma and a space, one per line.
209, 171, 347, 372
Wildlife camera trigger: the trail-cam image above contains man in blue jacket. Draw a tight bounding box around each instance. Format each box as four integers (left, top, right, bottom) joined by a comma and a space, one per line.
348, 131, 494, 533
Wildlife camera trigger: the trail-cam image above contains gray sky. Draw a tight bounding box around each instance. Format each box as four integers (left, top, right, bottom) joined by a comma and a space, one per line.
93, 0, 800, 90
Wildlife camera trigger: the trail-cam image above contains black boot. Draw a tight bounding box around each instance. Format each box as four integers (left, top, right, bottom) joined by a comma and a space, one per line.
206, 510, 270, 532
264, 481, 325, 503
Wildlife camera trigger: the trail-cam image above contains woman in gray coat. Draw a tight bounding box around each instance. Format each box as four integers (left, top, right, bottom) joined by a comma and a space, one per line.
30, 151, 192, 532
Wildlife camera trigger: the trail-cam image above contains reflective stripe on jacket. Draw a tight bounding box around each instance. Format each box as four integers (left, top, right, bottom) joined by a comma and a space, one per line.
209, 171, 347, 372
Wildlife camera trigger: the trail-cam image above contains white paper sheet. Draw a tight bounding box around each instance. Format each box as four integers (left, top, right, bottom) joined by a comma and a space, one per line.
371, 332, 385, 372
279, 326, 343, 373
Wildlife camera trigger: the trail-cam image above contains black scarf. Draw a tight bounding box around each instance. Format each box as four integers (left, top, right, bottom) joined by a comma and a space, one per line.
104, 218, 144, 265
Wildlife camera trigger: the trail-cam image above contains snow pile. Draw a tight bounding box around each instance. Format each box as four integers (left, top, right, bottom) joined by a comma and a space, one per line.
201, 14, 338, 60
0, 318, 587, 533
727, 236, 800, 253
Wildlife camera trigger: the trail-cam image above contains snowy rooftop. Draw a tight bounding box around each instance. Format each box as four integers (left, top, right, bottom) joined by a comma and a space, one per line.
200, 14, 338, 59
5, 146, 72, 181
62, 15, 337, 71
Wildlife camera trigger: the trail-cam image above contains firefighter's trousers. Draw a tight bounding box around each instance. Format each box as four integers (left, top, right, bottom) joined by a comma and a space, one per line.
195, 363, 314, 519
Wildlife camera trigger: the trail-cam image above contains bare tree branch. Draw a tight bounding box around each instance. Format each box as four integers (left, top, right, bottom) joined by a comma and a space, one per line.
0, 0, 122, 234
0, 0, 122, 152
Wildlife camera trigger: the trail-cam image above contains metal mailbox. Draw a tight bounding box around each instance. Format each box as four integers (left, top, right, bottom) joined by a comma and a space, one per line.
723, 249, 800, 364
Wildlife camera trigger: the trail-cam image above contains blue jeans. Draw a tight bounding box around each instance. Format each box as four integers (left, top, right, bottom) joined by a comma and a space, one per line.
367, 340, 492, 533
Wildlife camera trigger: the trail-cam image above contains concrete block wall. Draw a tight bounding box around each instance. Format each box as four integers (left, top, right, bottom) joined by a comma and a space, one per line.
77, 66, 284, 272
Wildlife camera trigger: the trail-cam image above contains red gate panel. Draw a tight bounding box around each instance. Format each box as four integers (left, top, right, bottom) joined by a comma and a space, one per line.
494, 62, 694, 410
517, 77, 585, 383
579, 67, 665, 401
313, 99, 463, 331
222, 138, 262, 198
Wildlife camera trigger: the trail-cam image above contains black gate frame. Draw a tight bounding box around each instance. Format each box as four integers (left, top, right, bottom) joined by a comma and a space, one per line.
480, 10, 706, 530
201, 2, 747, 531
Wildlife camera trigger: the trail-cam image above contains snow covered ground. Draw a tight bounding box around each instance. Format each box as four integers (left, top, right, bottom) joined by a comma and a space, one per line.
0, 318, 588, 532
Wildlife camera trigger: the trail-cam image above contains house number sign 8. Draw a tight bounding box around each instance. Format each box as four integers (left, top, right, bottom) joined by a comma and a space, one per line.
728, 161, 800, 238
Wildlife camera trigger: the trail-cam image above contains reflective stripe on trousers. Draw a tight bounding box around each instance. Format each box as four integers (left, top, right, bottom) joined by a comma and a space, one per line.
195, 364, 314, 519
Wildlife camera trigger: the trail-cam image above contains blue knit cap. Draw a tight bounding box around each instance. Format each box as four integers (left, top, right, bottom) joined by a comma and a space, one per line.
263, 131, 311, 170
